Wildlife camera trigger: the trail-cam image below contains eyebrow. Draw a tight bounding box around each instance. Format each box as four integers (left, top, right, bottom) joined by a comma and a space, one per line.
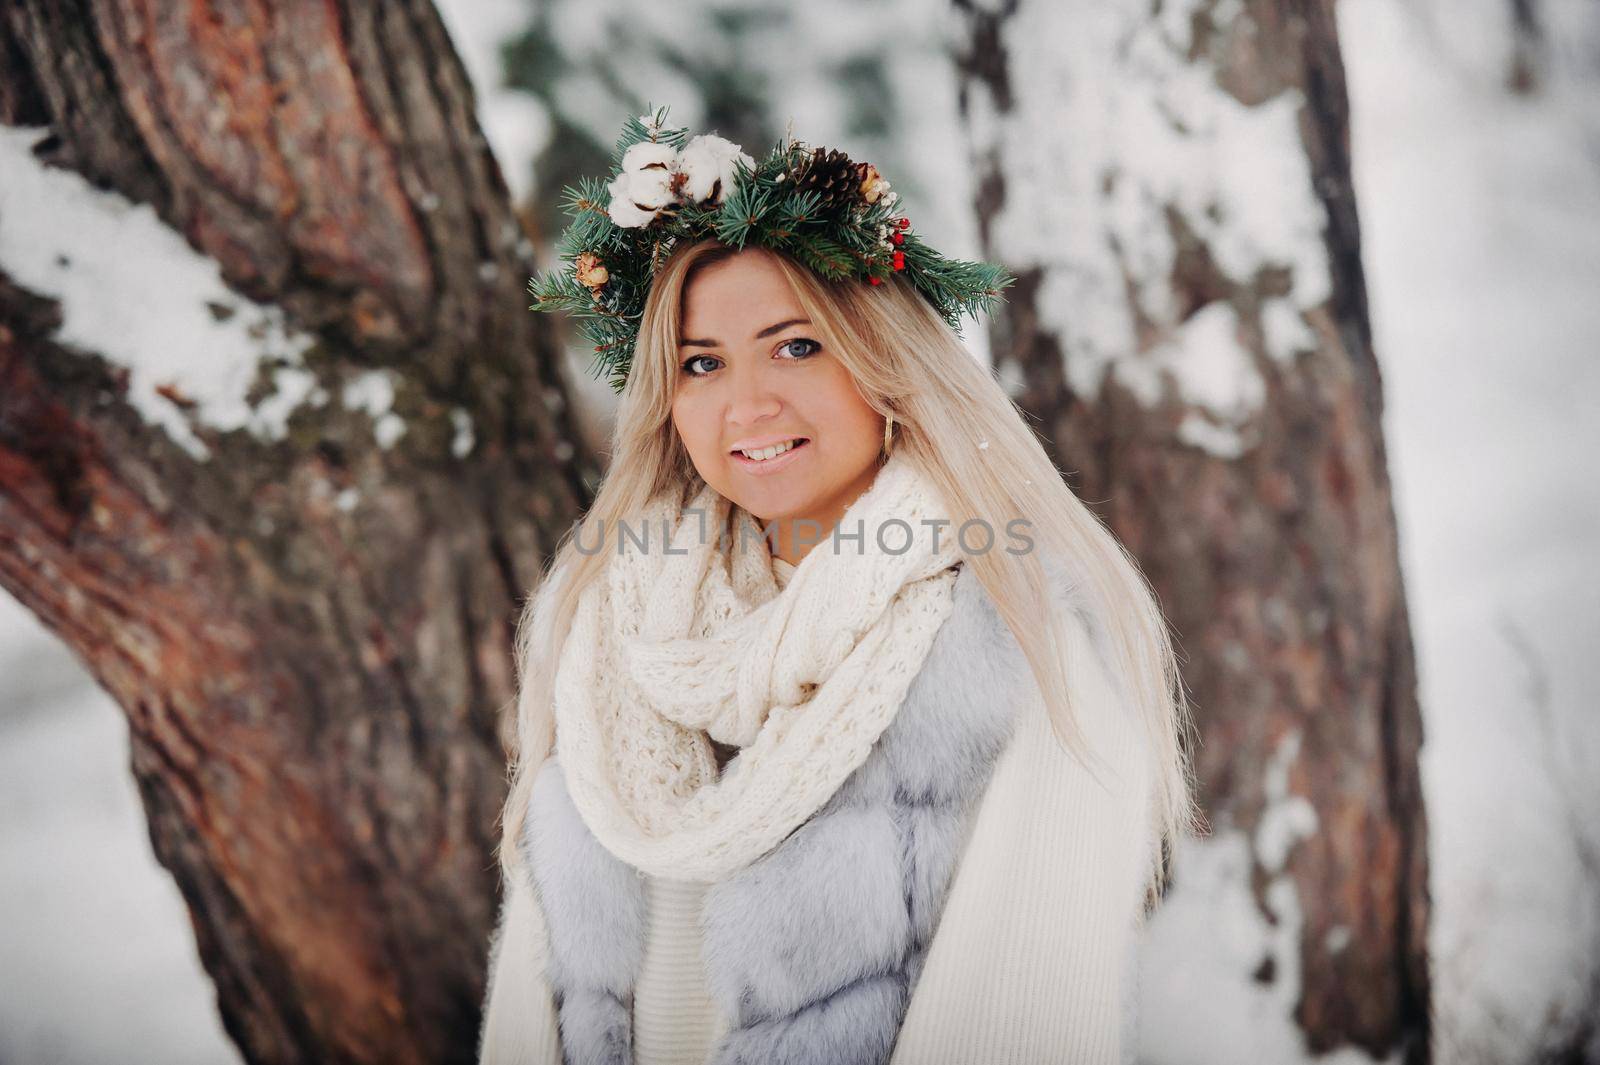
679, 318, 811, 348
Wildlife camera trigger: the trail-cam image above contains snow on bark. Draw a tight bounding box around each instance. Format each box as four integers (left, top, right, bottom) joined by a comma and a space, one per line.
0, 126, 316, 460
339, 369, 406, 450
1255, 729, 1320, 875
962, 0, 1331, 457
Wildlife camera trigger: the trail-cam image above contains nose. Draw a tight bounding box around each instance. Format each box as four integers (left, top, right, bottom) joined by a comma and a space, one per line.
724, 361, 782, 435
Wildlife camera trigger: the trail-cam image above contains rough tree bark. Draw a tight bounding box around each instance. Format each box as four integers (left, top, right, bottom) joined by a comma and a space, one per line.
0, 2, 599, 1062
952, 0, 1430, 1061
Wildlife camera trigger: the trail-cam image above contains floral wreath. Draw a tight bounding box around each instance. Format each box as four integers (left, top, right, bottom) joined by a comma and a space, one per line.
527, 104, 1016, 393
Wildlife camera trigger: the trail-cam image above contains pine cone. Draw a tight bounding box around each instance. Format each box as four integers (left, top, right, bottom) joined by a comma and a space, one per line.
792, 146, 861, 214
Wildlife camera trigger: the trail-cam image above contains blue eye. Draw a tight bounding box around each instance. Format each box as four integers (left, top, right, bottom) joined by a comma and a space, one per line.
778, 338, 821, 360
681, 354, 720, 377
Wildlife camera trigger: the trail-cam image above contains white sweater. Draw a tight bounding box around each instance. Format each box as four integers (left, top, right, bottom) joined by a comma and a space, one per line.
478, 555, 1153, 1065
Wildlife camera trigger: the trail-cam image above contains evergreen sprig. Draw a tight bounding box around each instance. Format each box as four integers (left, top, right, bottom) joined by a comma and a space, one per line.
528, 103, 1016, 393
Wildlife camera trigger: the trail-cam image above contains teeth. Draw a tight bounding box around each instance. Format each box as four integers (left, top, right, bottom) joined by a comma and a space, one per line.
740, 438, 802, 461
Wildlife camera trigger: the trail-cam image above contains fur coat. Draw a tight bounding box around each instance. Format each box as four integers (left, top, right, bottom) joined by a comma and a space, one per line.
478, 559, 1155, 1065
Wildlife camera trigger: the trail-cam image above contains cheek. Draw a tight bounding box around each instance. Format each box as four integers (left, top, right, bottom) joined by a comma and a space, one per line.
671, 396, 711, 456
810, 369, 882, 449
672, 398, 697, 447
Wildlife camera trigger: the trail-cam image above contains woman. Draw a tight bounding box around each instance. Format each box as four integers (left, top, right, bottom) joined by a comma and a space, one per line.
477, 111, 1199, 1065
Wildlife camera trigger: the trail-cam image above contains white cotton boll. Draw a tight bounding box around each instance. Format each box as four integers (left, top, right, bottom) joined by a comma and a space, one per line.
620, 140, 679, 175
606, 172, 658, 228
677, 134, 754, 205
622, 165, 675, 210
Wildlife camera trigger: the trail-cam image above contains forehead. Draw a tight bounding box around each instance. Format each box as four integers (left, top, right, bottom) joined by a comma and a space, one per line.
680, 251, 802, 334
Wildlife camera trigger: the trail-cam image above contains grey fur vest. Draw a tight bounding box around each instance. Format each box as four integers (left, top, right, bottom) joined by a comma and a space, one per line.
518, 559, 1032, 1065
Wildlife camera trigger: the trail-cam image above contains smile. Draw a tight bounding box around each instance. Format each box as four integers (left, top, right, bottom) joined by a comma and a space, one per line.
730, 437, 810, 474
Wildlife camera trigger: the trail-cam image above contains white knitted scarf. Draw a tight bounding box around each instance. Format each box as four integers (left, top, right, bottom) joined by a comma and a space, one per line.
551, 450, 964, 881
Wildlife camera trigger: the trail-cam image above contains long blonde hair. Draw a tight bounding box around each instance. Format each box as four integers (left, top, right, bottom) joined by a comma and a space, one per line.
496, 237, 1201, 907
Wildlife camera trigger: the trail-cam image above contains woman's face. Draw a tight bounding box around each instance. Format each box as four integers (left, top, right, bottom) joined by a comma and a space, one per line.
671, 249, 885, 552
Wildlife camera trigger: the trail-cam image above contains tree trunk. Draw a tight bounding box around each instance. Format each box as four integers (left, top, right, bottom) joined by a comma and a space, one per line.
952, 0, 1430, 1060
0, 2, 599, 1062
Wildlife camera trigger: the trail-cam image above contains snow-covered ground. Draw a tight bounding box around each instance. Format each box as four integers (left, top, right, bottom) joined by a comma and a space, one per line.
1, 0, 1595, 1060
0, 616, 239, 1064
1343, 1, 1600, 1060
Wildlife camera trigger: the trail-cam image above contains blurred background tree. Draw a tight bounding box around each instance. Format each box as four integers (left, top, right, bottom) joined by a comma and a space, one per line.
949, 0, 1432, 1059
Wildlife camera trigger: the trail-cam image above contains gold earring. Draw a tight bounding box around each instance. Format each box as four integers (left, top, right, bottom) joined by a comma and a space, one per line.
883, 414, 895, 457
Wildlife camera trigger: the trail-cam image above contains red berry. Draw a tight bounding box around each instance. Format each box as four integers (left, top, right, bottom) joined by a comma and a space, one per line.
868, 276, 883, 286
895, 217, 910, 229
891, 232, 904, 245
892, 250, 905, 269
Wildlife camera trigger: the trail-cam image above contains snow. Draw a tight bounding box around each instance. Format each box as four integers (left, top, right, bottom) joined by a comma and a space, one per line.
1117, 301, 1262, 458
962, 0, 1329, 447
1339, 0, 1600, 1059
450, 407, 477, 459
1139, 828, 1397, 1065
431, 0, 551, 203
1137, 730, 1347, 1063
1112, 73, 1332, 311
1253, 730, 1319, 875
0, 608, 240, 1064
0, 126, 317, 461
341, 369, 406, 449
1261, 297, 1318, 362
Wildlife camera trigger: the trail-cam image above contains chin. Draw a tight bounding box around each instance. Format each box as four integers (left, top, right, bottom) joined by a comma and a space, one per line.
723, 476, 814, 521
729, 481, 809, 518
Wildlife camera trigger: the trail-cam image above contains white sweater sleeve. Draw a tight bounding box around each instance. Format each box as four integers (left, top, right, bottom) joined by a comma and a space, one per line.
889, 608, 1156, 1065
477, 862, 564, 1065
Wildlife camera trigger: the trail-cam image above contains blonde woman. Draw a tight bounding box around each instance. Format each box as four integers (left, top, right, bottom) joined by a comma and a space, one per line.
477, 111, 1199, 1065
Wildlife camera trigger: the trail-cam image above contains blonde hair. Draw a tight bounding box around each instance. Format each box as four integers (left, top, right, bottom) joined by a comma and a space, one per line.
496, 238, 1201, 908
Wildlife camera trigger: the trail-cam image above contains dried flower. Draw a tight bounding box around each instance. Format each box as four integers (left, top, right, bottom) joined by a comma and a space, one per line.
858, 162, 891, 205
575, 251, 609, 291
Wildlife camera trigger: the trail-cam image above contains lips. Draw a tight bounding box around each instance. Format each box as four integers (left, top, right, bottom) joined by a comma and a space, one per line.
730, 437, 810, 475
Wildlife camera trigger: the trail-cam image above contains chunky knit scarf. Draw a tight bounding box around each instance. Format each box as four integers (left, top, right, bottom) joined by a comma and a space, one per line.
548, 449, 966, 882
521, 511, 1031, 1063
